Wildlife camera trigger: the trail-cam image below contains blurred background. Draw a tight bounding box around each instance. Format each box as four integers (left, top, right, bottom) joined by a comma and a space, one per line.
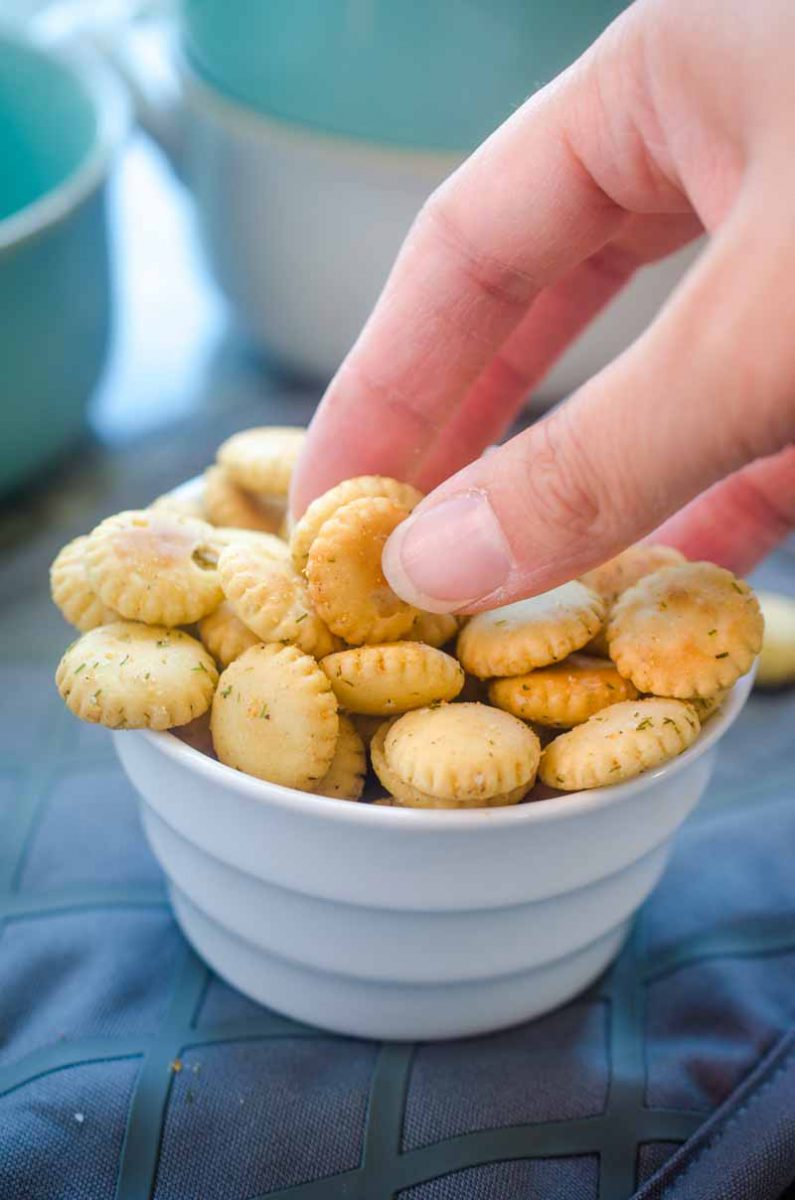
0, 0, 709, 503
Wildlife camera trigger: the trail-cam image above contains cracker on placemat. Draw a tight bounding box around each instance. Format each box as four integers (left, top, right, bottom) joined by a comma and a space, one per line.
755, 590, 795, 688
540, 697, 701, 790
56, 623, 217, 730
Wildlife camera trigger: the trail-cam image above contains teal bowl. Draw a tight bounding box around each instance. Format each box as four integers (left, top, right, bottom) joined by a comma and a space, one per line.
0, 30, 128, 496
182, 0, 629, 152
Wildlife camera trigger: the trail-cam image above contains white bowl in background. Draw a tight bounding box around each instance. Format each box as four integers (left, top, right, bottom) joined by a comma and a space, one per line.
107, 19, 704, 390
178, 68, 704, 391
114, 665, 752, 1041
45, 8, 704, 391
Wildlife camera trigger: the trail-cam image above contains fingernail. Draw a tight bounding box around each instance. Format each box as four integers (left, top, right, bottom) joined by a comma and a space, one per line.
383, 491, 513, 612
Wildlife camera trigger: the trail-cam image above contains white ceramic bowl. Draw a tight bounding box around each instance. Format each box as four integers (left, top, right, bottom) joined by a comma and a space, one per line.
115, 668, 752, 1040
177, 69, 704, 392
106, 21, 704, 391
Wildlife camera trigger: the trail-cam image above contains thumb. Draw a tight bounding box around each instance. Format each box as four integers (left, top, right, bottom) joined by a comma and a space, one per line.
383, 199, 795, 613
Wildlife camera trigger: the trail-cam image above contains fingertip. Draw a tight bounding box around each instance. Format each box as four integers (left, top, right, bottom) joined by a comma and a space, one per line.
383, 490, 515, 612
382, 525, 455, 614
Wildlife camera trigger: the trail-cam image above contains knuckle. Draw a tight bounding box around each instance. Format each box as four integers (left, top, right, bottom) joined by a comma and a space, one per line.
415, 188, 537, 315
725, 461, 795, 539
517, 408, 631, 544
581, 243, 639, 289
338, 358, 442, 442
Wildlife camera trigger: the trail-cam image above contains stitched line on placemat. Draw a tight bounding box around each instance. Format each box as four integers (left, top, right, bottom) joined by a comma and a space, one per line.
597, 926, 651, 1200
356, 1042, 415, 1195
112, 948, 211, 1200
658, 1039, 795, 1198
642, 917, 795, 984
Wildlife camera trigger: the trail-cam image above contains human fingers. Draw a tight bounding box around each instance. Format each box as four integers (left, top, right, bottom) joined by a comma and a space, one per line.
381, 188, 795, 612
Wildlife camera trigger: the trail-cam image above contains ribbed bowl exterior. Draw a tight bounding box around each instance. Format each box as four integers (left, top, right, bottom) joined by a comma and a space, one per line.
113, 674, 750, 1040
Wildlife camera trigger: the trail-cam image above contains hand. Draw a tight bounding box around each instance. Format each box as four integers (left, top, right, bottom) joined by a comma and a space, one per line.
292, 0, 795, 613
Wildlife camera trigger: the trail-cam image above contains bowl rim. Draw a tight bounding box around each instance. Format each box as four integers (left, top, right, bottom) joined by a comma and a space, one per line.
180, 48, 461, 173
136, 668, 753, 832
0, 25, 130, 252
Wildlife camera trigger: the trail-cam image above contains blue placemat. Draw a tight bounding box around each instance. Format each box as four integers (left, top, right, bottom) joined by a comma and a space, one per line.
1, 423, 794, 1200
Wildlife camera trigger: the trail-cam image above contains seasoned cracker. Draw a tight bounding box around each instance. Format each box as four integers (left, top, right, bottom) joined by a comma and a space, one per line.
208, 527, 290, 560
690, 690, 728, 722
210, 643, 338, 789
457, 582, 604, 679
203, 465, 285, 533
581, 543, 686, 658
384, 702, 540, 804
218, 541, 335, 657
608, 562, 763, 698
370, 719, 448, 808
198, 601, 262, 667
217, 426, 305, 497
406, 611, 459, 648
306, 497, 417, 644
347, 712, 384, 748
278, 510, 293, 542
581, 543, 686, 606
370, 719, 529, 809
50, 536, 119, 631
755, 591, 795, 688
320, 642, 464, 715
85, 510, 223, 626
56, 622, 217, 730
150, 487, 206, 521
539, 697, 700, 790
489, 653, 637, 728
290, 476, 423, 573
312, 715, 366, 801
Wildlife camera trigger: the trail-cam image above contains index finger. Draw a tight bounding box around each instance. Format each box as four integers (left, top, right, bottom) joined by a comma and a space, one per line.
291, 12, 650, 514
